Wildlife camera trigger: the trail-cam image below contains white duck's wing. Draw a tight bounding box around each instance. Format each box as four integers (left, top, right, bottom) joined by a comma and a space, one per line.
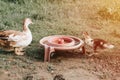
0, 30, 23, 50
0, 30, 25, 41
8, 33, 26, 42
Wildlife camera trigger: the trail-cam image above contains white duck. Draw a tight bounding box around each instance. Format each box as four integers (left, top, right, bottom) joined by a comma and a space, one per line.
0, 18, 33, 55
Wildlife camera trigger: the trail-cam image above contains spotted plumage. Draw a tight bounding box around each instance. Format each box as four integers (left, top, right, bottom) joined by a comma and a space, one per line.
83, 32, 114, 53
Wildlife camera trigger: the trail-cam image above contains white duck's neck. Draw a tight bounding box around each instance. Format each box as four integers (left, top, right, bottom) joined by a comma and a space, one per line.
23, 23, 30, 32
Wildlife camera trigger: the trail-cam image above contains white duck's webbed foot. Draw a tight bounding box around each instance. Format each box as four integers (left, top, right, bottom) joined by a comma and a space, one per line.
15, 47, 25, 55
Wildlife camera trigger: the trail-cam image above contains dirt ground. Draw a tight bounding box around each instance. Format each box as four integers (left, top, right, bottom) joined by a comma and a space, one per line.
0, 48, 120, 80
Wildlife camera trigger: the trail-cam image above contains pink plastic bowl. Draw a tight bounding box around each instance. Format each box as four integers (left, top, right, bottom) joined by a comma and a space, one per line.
39, 35, 85, 62
40, 35, 84, 50
48, 36, 75, 47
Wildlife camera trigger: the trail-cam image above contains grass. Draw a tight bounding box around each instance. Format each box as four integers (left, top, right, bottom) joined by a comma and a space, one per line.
0, 0, 120, 59
0, 0, 120, 80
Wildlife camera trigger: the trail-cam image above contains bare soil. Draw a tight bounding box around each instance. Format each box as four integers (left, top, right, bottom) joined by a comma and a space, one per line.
0, 48, 120, 80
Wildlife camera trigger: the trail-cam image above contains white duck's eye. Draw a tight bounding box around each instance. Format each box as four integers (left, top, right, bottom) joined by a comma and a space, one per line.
26, 19, 33, 24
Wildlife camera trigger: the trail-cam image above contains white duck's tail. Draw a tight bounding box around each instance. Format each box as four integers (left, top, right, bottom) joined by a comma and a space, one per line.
103, 44, 114, 49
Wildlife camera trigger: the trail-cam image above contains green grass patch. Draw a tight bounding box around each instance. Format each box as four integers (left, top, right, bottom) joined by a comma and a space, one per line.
0, 0, 120, 60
